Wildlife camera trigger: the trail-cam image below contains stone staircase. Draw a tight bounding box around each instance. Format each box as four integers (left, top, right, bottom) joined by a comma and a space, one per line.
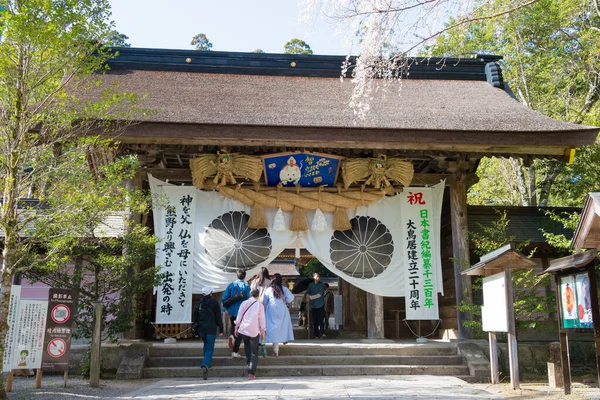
143, 339, 477, 380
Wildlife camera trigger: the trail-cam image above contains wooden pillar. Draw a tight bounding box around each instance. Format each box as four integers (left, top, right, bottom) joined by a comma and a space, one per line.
554, 274, 571, 395
89, 301, 103, 388
341, 280, 367, 334
367, 293, 384, 339
449, 172, 473, 339
505, 269, 520, 390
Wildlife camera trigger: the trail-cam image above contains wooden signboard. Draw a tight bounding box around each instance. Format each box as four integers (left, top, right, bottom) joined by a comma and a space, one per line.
41, 288, 78, 372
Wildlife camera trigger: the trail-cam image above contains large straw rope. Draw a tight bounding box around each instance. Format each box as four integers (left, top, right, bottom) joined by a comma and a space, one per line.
217, 186, 385, 211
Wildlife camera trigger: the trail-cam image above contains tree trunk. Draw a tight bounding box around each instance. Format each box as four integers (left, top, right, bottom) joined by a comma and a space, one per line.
0, 236, 16, 400
509, 158, 530, 206
0, 158, 20, 399
526, 165, 537, 207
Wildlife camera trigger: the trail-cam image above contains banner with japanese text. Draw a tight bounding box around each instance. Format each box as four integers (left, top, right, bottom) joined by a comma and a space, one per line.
152, 184, 197, 323
399, 187, 440, 320
2, 285, 21, 372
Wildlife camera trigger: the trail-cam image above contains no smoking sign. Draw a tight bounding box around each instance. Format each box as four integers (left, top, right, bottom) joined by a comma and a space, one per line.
51, 304, 70, 324
47, 338, 66, 358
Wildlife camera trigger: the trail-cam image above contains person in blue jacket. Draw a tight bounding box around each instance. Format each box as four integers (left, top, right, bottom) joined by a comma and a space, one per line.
222, 269, 251, 357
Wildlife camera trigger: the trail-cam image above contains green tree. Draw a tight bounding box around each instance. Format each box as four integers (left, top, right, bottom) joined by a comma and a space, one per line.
300, 258, 337, 278
428, 0, 600, 207
106, 30, 131, 47
0, 1, 143, 396
191, 33, 213, 51
459, 210, 555, 337
25, 144, 158, 342
284, 38, 313, 55
252, 48, 265, 53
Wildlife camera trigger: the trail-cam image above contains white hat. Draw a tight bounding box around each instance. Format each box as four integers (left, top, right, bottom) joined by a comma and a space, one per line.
201, 286, 213, 296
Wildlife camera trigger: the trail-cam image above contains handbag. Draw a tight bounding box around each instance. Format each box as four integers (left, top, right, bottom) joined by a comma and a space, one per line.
223, 285, 245, 308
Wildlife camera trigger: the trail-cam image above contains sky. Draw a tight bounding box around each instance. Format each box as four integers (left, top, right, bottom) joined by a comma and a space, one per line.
109, 0, 350, 55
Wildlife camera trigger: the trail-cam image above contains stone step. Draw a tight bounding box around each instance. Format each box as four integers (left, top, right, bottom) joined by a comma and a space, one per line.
146, 354, 466, 368
148, 344, 458, 358
143, 364, 470, 379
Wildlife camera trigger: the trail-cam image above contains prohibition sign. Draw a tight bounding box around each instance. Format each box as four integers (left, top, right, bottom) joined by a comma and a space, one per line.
51, 304, 70, 324
47, 338, 66, 358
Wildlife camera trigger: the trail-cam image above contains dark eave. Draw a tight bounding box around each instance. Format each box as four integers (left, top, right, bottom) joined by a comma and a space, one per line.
107, 47, 503, 82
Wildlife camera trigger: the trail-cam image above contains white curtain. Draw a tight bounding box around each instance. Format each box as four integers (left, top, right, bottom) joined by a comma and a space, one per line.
299, 181, 444, 299
150, 175, 445, 323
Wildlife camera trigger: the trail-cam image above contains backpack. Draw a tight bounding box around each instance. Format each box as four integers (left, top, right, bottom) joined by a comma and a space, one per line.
192, 298, 215, 335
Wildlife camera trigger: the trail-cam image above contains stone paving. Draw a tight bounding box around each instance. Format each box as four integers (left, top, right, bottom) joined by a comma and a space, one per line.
123, 376, 498, 399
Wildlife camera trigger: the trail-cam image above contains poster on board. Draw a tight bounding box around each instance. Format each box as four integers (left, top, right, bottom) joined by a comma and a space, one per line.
2, 285, 21, 372
12, 300, 48, 369
481, 273, 509, 332
560, 273, 593, 329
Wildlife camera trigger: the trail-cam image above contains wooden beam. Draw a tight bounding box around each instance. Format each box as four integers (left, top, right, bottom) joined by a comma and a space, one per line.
139, 168, 450, 187
106, 122, 595, 157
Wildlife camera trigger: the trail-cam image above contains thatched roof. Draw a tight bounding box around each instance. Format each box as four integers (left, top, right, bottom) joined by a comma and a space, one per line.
97, 48, 598, 157
105, 69, 594, 135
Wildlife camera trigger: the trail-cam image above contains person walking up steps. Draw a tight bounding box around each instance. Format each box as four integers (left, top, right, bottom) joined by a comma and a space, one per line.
234, 288, 266, 380
306, 272, 326, 338
191, 286, 223, 380
263, 273, 294, 357
250, 267, 271, 304
222, 270, 250, 358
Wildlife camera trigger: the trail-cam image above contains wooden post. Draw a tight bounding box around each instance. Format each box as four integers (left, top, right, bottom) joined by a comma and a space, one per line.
559, 331, 572, 395
449, 173, 472, 339
505, 268, 520, 390
35, 369, 42, 388
89, 301, 103, 387
367, 293, 384, 339
6, 371, 14, 392
489, 332, 499, 384
63, 371, 68, 388
554, 274, 571, 395
586, 266, 600, 387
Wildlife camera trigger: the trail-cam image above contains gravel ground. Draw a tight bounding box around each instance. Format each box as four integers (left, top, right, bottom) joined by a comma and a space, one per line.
5, 375, 600, 399
6, 375, 159, 400
473, 382, 600, 400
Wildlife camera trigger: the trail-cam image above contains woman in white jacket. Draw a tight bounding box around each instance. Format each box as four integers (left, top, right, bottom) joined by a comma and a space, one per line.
250, 267, 271, 303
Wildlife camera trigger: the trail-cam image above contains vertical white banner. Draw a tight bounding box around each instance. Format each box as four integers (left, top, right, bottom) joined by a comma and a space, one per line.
12, 300, 48, 369
154, 186, 197, 323
400, 188, 439, 320
3, 285, 21, 372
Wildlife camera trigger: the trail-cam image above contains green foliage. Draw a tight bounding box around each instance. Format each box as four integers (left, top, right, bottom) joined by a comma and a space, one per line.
541, 210, 581, 251
25, 140, 159, 341
252, 49, 265, 53
284, 38, 313, 55
459, 210, 556, 334
191, 33, 212, 51
427, 0, 600, 207
0, 1, 146, 396
470, 210, 530, 256
300, 258, 337, 278
105, 30, 130, 47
